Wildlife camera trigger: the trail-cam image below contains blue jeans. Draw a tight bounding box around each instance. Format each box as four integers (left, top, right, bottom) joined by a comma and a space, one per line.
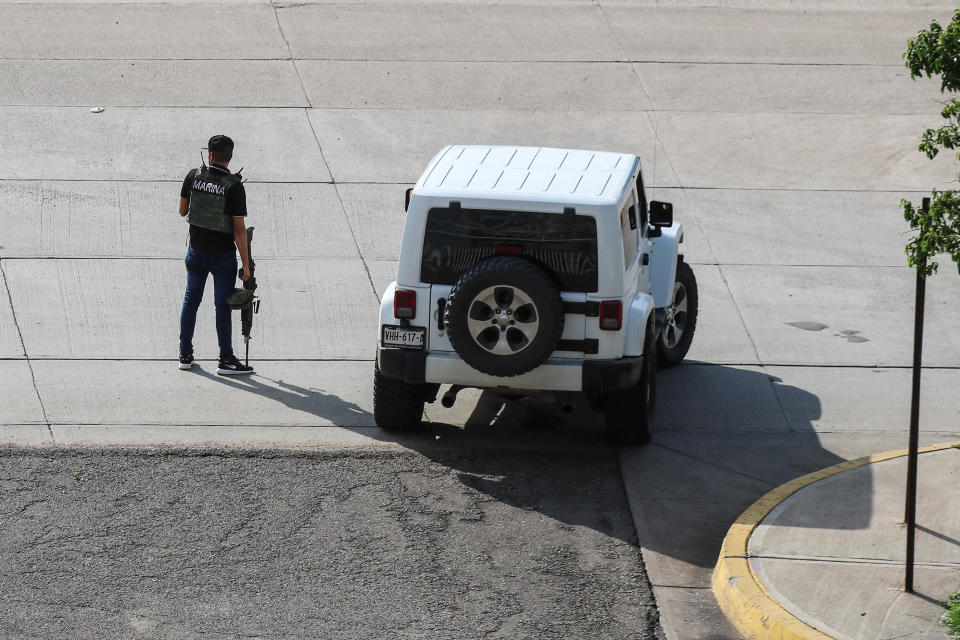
179, 247, 237, 360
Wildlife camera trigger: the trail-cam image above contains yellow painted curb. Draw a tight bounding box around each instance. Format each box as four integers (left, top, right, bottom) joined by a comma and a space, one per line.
711, 441, 960, 640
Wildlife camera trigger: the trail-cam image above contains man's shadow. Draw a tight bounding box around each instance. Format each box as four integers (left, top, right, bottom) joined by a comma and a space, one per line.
189, 365, 372, 426
403, 363, 871, 571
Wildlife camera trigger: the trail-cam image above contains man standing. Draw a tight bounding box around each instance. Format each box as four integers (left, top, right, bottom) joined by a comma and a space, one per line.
178, 135, 254, 375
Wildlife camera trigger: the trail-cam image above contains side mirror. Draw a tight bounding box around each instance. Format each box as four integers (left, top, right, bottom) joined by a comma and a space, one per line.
649, 201, 673, 227
404, 187, 413, 212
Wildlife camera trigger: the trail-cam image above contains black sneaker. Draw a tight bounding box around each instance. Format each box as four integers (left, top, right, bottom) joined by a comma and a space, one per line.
217, 355, 254, 376
178, 354, 194, 370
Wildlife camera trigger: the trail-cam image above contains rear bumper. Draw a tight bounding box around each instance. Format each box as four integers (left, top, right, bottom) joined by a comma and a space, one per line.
377, 347, 428, 384
377, 348, 643, 394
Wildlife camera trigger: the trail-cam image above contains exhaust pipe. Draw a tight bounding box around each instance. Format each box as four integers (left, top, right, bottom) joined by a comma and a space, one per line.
441, 385, 466, 408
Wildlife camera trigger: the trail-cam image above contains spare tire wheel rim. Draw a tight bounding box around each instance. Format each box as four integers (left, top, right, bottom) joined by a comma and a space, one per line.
663, 281, 688, 349
465, 285, 540, 355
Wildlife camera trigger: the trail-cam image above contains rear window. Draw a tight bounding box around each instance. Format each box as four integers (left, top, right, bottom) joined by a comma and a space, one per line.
420, 207, 599, 292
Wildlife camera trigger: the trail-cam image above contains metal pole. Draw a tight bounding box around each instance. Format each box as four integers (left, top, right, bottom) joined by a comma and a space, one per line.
904, 196, 929, 593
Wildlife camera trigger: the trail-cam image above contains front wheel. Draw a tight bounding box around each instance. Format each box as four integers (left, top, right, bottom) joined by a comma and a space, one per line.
657, 260, 698, 368
373, 361, 425, 430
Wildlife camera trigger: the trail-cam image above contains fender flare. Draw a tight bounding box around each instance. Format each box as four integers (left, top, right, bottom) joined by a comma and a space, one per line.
623, 291, 656, 357
649, 223, 684, 308
378, 281, 398, 339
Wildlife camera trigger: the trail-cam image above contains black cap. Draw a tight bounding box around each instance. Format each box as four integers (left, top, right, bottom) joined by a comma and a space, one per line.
206, 135, 234, 152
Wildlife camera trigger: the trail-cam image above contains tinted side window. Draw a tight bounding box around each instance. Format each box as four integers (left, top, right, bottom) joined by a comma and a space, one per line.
621, 192, 639, 270
421, 207, 599, 292
635, 173, 648, 229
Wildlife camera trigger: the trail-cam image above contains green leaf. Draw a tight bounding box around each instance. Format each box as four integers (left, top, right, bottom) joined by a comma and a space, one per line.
904, 13, 960, 276
902, 190, 960, 276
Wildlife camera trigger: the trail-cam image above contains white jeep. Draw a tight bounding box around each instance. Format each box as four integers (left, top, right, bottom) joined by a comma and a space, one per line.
374, 145, 697, 444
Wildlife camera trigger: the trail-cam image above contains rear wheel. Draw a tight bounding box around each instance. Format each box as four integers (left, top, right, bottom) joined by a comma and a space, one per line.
605, 324, 657, 445
373, 361, 425, 430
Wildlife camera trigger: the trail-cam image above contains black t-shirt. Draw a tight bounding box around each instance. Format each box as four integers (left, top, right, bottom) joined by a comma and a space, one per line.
181, 164, 247, 253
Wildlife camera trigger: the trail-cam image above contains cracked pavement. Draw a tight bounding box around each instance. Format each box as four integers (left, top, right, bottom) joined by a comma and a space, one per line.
0, 447, 663, 640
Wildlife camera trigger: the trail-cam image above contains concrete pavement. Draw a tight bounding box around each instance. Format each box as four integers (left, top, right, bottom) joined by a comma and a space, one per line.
4, 0, 960, 638
715, 443, 960, 640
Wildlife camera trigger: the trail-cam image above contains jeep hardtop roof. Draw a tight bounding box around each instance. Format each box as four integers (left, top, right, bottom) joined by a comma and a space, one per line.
414, 145, 638, 208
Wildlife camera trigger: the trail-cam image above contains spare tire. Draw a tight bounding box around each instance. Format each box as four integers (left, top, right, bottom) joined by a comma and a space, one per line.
445, 257, 563, 377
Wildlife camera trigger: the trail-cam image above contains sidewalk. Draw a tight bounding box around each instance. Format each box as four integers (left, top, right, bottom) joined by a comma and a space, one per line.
714, 443, 960, 640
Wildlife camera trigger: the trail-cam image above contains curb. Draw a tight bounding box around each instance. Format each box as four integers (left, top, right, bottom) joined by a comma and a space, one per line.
711, 441, 960, 640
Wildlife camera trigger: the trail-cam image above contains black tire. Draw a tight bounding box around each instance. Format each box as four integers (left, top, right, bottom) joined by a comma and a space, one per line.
445, 257, 564, 377
373, 361, 425, 430
606, 324, 657, 446
657, 260, 698, 369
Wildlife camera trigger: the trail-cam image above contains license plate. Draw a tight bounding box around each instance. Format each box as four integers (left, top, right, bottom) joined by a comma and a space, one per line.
381, 325, 426, 350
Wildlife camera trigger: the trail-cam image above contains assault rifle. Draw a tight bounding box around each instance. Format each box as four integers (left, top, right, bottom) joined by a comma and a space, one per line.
238, 226, 259, 366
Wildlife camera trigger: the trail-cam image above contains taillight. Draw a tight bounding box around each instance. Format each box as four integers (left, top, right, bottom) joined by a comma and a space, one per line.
495, 245, 523, 256
394, 289, 416, 319
599, 301, 622, 331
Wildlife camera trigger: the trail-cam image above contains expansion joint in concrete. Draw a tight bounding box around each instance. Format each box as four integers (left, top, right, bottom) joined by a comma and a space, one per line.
744, 553, 960, 570
612, 446, 667, 638
0, 56, 900, 68
329, 181, 378, 302
269, 0, 312, 110
652, 584, 712, 590
715, 264, 765, 369
0, 179, 932, 193
598, 0, 725, 274
598, 2, 724, 270
649, 442, 778, 489
766, 365, 795, 432
286, 46, 377, 297
0, 259, 53, 441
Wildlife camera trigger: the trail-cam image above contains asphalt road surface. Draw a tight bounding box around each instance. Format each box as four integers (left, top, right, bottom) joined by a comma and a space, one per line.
0, 447, 663, 640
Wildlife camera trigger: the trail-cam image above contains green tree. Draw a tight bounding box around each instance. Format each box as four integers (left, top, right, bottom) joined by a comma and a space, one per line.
903, 9, 960, 276
943, 590, 960, 639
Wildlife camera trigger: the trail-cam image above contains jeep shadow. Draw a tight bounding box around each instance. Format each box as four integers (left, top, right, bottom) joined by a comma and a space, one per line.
402, 362, 871, 572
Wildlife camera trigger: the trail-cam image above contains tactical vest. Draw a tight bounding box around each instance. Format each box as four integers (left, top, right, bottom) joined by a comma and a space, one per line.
186, 166, 240, 235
